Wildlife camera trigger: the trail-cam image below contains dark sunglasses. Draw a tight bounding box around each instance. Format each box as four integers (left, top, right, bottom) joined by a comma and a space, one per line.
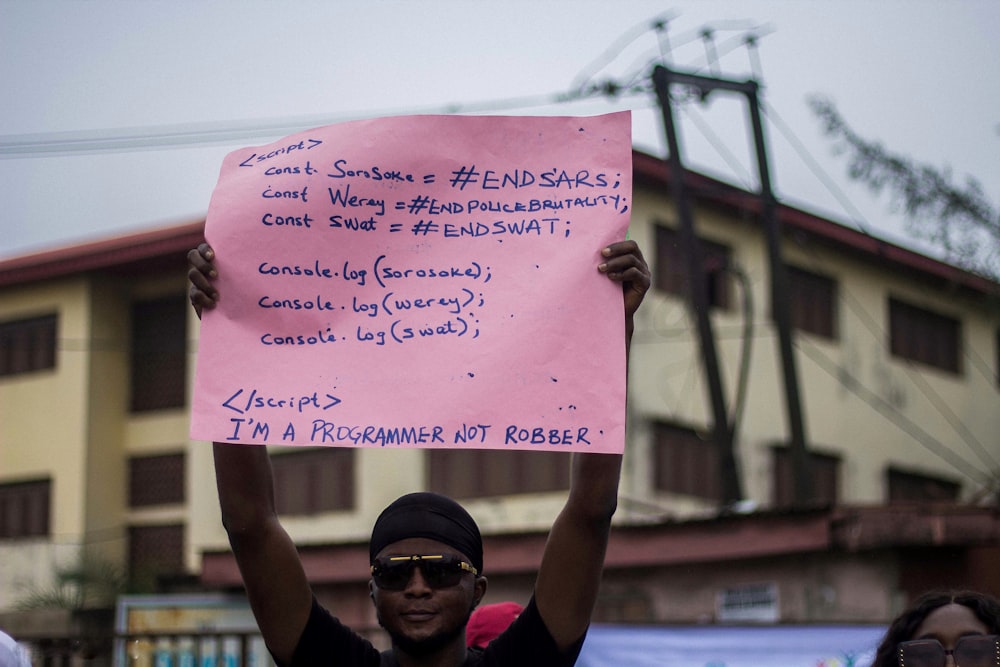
897, 635, 999, 667
370, 554, 478, 591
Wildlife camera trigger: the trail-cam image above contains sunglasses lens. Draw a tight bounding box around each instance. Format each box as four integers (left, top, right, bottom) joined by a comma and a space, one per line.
954, 635, 999, 667
422, 559, 463, 588
373, 561, 414, 591
372, 556, 472, 591
899, 640, 944, 667
899, 636, 1000, 667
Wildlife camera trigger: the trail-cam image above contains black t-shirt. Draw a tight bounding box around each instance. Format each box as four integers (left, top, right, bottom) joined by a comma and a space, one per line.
286, 595, 584, 667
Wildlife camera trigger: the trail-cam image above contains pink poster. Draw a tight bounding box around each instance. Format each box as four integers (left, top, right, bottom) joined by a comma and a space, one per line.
191, 112, 632, 453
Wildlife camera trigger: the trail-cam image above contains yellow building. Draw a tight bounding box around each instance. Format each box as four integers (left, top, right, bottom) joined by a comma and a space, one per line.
1, 152, 998, 640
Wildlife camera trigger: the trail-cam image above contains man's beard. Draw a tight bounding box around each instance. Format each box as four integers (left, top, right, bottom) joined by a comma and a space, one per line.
381, 607, 475, 658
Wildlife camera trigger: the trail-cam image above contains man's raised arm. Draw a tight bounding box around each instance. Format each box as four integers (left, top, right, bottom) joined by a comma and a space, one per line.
533, 240, 649, 651
212, 443, 313, 663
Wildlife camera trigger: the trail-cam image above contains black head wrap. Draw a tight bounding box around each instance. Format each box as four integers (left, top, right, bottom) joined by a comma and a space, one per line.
369, 492, 483, 574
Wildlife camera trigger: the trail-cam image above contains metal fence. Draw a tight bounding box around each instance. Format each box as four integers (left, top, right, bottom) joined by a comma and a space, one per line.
16, 630, 272, 667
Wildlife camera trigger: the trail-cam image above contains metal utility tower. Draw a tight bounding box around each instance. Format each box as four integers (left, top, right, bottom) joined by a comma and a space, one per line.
652, 64, 813, 507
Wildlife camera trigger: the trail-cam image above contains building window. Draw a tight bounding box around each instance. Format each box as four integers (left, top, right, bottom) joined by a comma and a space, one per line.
271, 448, 355, 516
886, 467, 960, 503
594, 589, 654, 623
654, 224, 731, 309
888, 298, 961, 374
785, 265, 838, 339
129, 453, 185, 507
128, 524, 184, 585
771, 447, 840, 508
130, 296, 187, 412
652, 422, 721, 501
0, 479, 51, 539
428, 450, 570, 499
0, 314, 57, 377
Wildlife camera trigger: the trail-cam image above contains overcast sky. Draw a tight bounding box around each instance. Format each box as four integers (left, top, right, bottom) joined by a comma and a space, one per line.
2, 0, 997, 264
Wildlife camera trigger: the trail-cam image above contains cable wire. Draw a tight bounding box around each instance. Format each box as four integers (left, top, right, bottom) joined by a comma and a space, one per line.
835, 285, 1000, 472
0, 88, 624, 159
760, 96, 1000, 469
795, 336, 995, 488
760, 100, 877, 237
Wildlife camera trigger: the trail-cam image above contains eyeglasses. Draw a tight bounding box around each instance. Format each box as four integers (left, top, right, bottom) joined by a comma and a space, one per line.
898, 635, 999, 667
370, 554, 478, 591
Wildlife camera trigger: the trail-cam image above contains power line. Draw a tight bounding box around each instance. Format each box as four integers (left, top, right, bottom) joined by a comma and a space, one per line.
639, 25, 1000, 491
757, 93, 1000, 471
796, 337, 995, 488
758, 110, 1000, 477
1, 15, 770, 160
680, 104, 755, 190
570, 10, 679, 96
765, 97, 1000, 471
626, 18, 998, 498
778, 201, 1000, 475
0, 91, 615, 159
835, 284, 1000, 472
760, 101, 878, 237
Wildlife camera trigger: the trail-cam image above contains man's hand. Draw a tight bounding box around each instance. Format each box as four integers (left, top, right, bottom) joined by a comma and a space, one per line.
598, 239, 651, 335
187, 242, 219, 320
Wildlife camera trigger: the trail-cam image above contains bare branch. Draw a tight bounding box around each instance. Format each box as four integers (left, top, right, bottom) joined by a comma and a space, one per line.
808, 95, 1000, 279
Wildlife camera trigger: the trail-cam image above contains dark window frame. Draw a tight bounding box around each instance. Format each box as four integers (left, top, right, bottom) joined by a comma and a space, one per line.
428, 449, 570, 500
129, 453, 185, 507
128, 523, 185, 584
271, 448, 355, 516
652, 421, 722, 502
888, 297, 962, 374
886, 466, 960, 503
0, 314, 57, 377
785, 265, 838, 340
771, 446, 840, 508
130, 295, 188, 412
654, 224, 732, 310
0, 478, 52, 540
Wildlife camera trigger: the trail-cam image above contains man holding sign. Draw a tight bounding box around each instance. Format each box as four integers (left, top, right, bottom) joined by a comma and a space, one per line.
188, 237, 648, 667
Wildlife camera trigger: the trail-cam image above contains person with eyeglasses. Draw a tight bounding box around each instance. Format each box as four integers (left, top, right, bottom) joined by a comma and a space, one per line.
870, 589, 1000, 667
190, 239, 650, 667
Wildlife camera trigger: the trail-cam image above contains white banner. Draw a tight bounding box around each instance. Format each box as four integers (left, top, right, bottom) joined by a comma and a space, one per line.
579, 624, 884, 667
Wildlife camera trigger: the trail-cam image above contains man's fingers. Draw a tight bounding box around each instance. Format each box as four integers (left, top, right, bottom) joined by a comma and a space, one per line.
599, 240, 646, 276
187, 245, 217, 277
187, 242, 219, 317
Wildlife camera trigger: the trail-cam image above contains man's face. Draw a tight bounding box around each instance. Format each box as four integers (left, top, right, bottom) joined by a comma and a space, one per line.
370, 536, 487, 656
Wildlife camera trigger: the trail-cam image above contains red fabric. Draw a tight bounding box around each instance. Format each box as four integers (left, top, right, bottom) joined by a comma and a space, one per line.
466, 601, 525, 648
